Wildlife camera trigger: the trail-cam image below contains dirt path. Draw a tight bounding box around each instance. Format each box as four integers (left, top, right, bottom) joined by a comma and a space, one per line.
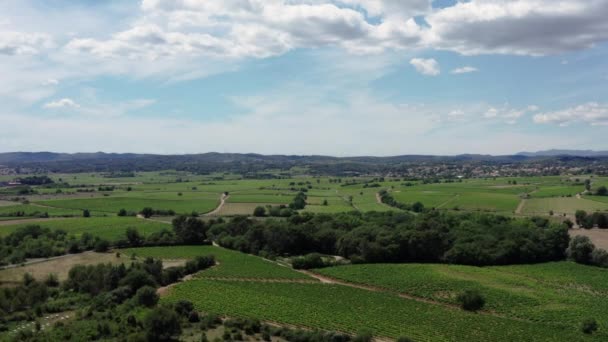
436, 194, 460, 209
0, 217, 75, 226
204, 193, 230, 216
515, 198, 527, 214
157, 273, 195, 296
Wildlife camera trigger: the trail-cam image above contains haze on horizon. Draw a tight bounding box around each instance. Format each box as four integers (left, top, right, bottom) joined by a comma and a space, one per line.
1, 0, 608, 156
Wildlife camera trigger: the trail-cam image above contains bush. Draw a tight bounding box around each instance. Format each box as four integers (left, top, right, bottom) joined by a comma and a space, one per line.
253, 206, 266, 217
94, 239, 110, 252
135, 286, 159, 307
567, 236, 595, 264
83, 209, 91, 218
292, 253, 327, 270
144, 307, 181, 341
457, 290, 485, 311
581, 318, 598, 334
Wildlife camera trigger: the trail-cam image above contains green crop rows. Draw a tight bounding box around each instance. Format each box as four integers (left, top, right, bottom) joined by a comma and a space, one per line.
120, 245, 311, 280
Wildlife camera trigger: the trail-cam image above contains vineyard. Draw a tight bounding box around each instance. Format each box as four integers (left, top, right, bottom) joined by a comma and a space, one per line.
120, 245, 312, 280
162, 279, 598, 341
315, 262, 608, 330
0, 217, 170, 241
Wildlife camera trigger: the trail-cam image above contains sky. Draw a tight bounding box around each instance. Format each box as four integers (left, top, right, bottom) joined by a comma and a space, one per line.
1, 0, 608, 156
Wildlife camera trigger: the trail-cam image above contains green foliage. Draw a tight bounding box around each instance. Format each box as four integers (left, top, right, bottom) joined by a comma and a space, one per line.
457, 289, 485, 311
253, 206, 266, 217
581, 318, 599, 335
144, 306, 181, 342
135, 285, 159, 307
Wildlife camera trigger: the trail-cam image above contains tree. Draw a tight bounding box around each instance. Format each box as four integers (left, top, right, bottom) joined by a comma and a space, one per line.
118, 208, 128, 217
94, 239, 110, 252
581, 318, 598, 334
83, 209, 91, 218
457, 290, 485, 311
141, 207, 154, 219
585, 179, 592, 192
172, 216, 206, 244
575, 210, 588, 225
253, 206, 266, 217
126, 227, 143, 246
322, 199, 328, 206
135, 286, 159, 307
144, 307, 181, 342
567, 236, 595, 264
596, 186, 608, 196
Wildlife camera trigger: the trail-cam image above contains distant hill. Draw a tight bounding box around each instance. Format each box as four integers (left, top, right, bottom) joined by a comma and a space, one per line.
517, 150, 608, 157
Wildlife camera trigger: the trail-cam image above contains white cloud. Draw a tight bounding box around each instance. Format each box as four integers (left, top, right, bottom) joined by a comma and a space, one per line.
424, 0, 608, 56
451, 66, 477, 74
483, 105, 535, 124
0, 30, 53, 55
533, 102, 608, 126
410, 58, 440, 76
41, 79, 59, 86
43, 98, 80, 109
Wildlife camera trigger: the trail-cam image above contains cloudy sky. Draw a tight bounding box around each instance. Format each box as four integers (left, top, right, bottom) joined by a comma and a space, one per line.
1, 0, 608, 156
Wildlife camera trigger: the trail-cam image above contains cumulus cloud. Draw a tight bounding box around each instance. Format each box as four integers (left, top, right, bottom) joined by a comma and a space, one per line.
43, 98, 80, 109
483, 105, 536, 124
410, 58, 440, 76
533, 102, 608, 126
451, 66, 477, 74
0, 31, 52, 55
424, 0, 608, 56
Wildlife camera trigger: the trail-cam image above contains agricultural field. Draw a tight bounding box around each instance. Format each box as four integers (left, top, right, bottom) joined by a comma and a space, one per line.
522, 197, 608, 215
0, 204, 93, 218
34, 196, 220, 215
163, 278, 599, 341
0, 217, 170, 241
315, 262, 608, 330
120, 245, 311, 280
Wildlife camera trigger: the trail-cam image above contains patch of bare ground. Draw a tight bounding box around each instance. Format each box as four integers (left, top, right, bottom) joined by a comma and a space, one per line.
0, 217, 75, 226
0, 251, 129, 285
157, 273, 195, 297
569, 228, 608, 250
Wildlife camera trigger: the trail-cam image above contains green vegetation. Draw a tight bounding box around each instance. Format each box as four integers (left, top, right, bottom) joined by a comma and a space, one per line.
120, 245, 311, 280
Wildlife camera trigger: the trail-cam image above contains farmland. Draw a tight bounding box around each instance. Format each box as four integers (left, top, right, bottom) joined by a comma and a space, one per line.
0, 217, 170, 241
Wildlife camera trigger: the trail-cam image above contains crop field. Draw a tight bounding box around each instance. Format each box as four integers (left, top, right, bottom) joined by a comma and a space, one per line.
0, 204, 92, 217
522, 197, 608, 215
35, 196, 219, 215
163, 278, 596, 341
0, 217, 170, 241
211, 202, 273, 216
120, 245, 311, 280
315, 262, 608, 330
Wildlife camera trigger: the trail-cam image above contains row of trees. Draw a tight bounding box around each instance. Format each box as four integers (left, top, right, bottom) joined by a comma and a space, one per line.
378, 190, 425, 212
209, 211, 571, 266
575, 210, 608, 228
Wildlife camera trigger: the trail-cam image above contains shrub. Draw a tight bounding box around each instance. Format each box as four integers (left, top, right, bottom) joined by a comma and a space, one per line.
457, 290, 485, 311
567, 236, 595, 264
581, 318, 598, 334
135, 286, 159, 307
253, 206, 266, 217
144, 307, 181, 341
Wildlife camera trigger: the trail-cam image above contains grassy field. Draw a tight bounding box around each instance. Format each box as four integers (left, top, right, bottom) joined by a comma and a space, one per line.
0, 204, 93, 217
315, 262, 608, 330
0, 217, 170, 241
120, 245, 311, 280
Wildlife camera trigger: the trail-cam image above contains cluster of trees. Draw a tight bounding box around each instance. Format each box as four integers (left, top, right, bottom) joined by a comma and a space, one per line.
378, 190, 425, 213
567, 236, 608, 268
253, 205, 295, 218
16, 176, 54, 185
137, 207, 179, 218
0, 225, 110, 266
290, 191, 307, 210
4, 255, 214, 341
210, 211, 570, 266
575, 210, 608, 228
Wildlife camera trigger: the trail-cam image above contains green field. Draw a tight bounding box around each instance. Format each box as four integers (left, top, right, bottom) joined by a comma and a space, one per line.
0, 217, 170, 241
0, 204, 91, 217
523, 197, 608, 215
120, 245, 311, 280
35, 196, 219, 215
316, 262, 608, 329
163, 278, 599, 341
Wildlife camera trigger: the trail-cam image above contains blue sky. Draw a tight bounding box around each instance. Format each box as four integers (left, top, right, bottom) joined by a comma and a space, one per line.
1, 0, 608, 155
